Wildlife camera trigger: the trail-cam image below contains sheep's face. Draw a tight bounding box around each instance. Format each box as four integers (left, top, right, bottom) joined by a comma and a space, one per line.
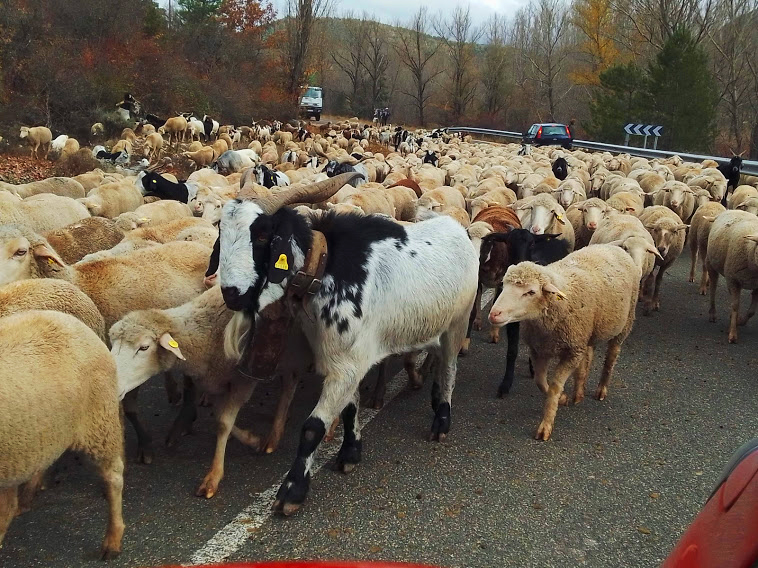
736, 197, 758, 216
201, 196, 224, 225
0, 235, 32, 285
19, 128, 28, 139
581, 204, 606, 231
645, 222, 687, 258
527, 204, 564, 235
489, 274, 557, 327
110, 324, 185, 400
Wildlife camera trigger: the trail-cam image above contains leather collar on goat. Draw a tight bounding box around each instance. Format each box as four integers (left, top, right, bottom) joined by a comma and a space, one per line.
236, 231, 328, 382
285, 230, 328, 318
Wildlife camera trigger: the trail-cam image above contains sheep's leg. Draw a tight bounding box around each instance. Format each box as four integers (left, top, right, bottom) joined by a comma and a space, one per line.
197, 380, 259, 499
164, 371, 182, 405
430, 318, 467, 442
708, 267, 720, 322
95, 454, 125, 560
489, 284, 504, 344
573, 346, 594, 404
688, 240, 697, 282
17, 470, 45, 514
335, 390, 362, 473
461, 282, 482, 355
122, 387, 153, 464
699, 252, 710, 295
595, 339, 623, 401
273, 365, 366, 516
531, 351, 550, 394
651, 265, 668, 311
420, 349, 439, 385
727, 279, 742, 344
323, 417, 340, 442
261, 371, 298, 454
536, 353, 582, 441
642, 271, 656, 315
0, 486, 18, 546
405, 351, 423, 389
368, 360, 389, 409
166, 376, 198, 448
497, 322, 520, 398
737, 289, 758, 326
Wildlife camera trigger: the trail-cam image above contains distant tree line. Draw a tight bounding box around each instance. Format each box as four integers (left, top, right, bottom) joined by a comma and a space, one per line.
0, 0, 756, 156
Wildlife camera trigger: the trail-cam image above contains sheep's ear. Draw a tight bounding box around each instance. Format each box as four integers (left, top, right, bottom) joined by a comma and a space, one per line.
646, 243, 665, 260
743, 234, 758, 243
159, 333, 185, 360
676, 224, 689, 231
542, 281, 567, 300
33, 244, 65, 271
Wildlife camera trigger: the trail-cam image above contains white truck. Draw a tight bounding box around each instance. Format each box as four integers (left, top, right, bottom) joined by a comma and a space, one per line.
299, 86, 323, 121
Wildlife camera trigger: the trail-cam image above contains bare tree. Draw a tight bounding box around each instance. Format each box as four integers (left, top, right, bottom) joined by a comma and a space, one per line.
522, 0, 572, 121
330, 14, 367, 115
707, 0, 757, 151
480, 15, 512, 119
394, 7, 443, 126
613, 0, 716, 51
361, 17, 390, 111
434, 5, 483, 122
281, 0, 331, 108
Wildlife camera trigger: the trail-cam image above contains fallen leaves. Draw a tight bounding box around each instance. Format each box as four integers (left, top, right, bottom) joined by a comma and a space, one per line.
0, 155, 56, 184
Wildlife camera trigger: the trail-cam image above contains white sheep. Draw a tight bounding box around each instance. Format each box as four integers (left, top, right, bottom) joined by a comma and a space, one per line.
706, 210, 758, 343
19, 126, 52, 159
0, 310, 124, 558
688, 201, 726, 294
488, 244, 640, 440
78, 181, 144, 218
0, 192, 90, 233
638, 206, 688, 314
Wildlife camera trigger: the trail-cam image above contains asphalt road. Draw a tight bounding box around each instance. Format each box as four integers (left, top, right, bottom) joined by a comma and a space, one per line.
2, 254, 758, 567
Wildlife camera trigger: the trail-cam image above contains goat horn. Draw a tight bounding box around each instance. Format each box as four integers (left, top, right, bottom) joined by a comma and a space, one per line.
253, 172, 364, 213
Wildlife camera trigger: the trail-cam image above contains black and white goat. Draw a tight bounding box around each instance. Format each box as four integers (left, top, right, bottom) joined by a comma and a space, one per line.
209, 173, 478, 515
253, 164, 290, 188
136, 171, 199, 203
92, 145, 129, 165
422, 150, 439, 167
324, 160, 367, 187
202, 115, 219, 142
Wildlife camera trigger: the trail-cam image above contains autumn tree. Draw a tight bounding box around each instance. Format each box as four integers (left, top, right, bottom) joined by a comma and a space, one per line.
572, 0, 621, 85
434, 5, 482, 122
394, 7, 443, 126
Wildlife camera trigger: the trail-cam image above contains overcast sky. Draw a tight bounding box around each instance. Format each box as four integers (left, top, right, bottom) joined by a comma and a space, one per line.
160, 0, 527, 28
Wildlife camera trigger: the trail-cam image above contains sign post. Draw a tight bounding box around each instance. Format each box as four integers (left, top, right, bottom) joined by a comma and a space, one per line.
624, 124, 663, 149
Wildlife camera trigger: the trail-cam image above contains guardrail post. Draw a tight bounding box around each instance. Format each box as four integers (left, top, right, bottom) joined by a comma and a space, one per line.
653, 136, 659, 150
624, 133, 630, 146
643, 134, 648, 149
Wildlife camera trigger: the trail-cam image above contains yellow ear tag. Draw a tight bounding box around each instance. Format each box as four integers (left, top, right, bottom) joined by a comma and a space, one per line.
556, 214, 564, 221
47, 258, 55, 265
168, 340, 179, 348
139, 217, 149, 222
275, 254, 288, 270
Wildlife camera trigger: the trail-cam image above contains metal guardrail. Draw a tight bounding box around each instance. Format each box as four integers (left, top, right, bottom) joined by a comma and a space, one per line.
446, 126, 758, 177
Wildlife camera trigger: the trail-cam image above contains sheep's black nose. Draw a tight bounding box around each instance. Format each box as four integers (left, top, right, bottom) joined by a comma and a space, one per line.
221, 286, 244, 311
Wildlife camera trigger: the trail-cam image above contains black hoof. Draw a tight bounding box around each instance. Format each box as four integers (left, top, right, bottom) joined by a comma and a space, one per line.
336, 440, 362, 473
429, 402, 451, 442
497, 379, 512, 398
137, 446, 154, 465
272, 469, 310, 516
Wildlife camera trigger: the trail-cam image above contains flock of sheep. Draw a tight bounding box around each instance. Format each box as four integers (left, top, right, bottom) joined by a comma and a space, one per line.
1, 115, 758, 561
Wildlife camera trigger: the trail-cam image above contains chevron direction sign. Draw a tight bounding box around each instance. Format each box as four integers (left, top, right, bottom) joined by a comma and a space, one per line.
624, 123, 663, 136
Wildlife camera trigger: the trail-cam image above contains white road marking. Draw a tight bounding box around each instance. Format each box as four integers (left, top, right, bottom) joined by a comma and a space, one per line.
187, 370, 410, 565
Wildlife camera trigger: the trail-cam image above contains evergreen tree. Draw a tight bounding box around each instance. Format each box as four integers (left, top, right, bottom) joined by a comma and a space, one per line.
586, 62, 649, 144
178, 0, 221, 27
648, 27, 719, 152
